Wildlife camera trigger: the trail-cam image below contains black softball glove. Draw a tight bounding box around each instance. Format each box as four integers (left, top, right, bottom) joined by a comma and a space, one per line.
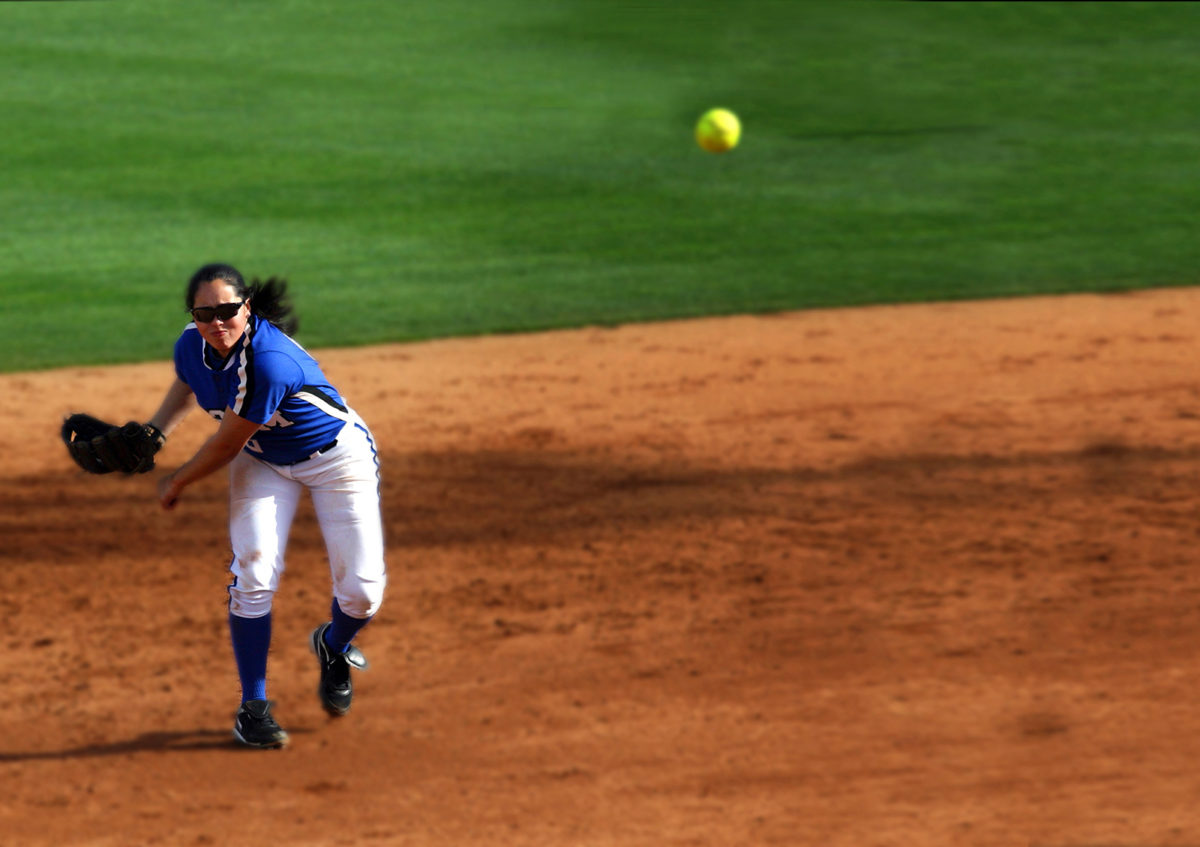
62, 413, 165, 475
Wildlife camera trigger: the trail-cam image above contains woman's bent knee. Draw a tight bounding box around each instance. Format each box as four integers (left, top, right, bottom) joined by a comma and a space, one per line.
336, 580, 385, 619
228, 585, 275, 618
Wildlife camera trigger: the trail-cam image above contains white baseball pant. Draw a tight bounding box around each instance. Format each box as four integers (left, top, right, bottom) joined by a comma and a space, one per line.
226, 412, 386, 620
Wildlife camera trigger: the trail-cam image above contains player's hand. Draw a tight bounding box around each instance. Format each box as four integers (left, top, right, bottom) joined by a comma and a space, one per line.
158, 473, 182, 510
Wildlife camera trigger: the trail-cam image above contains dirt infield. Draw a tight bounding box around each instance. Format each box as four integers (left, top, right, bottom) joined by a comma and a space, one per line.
4, 289, 1200, 846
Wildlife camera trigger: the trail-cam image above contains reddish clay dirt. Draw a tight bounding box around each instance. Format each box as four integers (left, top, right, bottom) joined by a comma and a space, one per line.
4, 289, 1200, 846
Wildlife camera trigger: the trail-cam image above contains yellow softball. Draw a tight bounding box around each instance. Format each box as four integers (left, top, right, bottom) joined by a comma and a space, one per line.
695, 108, 741, 153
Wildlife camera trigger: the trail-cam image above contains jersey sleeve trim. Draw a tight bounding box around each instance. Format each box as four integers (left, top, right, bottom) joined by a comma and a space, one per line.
295, 386, 351, 421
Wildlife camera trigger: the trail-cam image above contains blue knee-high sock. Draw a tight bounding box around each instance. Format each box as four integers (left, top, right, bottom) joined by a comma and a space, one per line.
229, 612, 271, 703
325, 598, 371, 655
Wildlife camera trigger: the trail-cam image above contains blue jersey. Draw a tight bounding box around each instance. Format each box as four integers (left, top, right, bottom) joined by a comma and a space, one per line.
174, 315, 350, 465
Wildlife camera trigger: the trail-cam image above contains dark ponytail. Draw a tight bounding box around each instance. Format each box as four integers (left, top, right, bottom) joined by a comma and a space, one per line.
186, 263, 299, 337
246, 276, 299, 337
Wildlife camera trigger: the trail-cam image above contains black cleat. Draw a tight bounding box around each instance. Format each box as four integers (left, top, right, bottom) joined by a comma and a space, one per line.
309, 622, 368, 717
233, 699, 289, 749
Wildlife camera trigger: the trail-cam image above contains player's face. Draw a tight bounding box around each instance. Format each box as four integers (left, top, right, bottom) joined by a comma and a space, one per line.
191, 279, 250, 356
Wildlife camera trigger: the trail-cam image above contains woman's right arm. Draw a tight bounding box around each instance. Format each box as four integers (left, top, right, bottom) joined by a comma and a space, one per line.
148, 377, 196, 437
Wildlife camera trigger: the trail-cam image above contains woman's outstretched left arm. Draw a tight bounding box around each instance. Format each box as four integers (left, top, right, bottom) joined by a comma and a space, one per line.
158, 409, 260, 510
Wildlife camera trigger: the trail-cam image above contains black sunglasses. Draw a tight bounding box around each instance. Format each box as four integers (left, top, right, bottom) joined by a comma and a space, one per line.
189, 300, 245, 323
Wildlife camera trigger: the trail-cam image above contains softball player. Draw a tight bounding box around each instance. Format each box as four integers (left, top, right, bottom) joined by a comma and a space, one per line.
149, 263, 386, 749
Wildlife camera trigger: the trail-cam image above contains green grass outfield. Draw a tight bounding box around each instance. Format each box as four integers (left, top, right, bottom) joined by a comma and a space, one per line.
3, 0, 1200, 372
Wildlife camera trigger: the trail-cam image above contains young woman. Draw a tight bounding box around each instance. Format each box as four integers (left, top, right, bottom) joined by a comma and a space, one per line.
150, 263, 387, 749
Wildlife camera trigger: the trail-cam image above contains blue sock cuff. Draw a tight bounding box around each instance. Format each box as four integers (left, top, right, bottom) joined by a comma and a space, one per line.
326, 598, 372, 654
